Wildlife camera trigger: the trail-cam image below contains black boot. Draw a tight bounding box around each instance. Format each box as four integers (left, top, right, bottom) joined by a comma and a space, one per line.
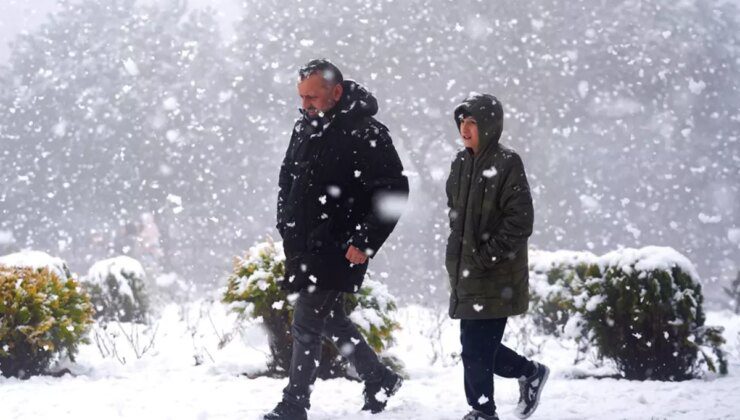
264, 401, 307, 420
462, 409, 499, 420
515, 361, 550, 419
361, 369, 403, 414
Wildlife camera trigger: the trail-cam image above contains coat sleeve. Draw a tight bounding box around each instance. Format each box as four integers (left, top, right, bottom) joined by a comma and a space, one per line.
445, 155, 460, 230
349, 124, 409, 257
479, 153, 534, 266
276, 124, 299, 237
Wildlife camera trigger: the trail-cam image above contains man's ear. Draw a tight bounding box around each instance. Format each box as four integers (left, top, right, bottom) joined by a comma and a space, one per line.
332, 83, 343, 102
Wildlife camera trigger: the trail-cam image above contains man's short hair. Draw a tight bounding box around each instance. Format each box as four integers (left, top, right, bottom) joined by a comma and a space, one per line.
299, 59, 344, 86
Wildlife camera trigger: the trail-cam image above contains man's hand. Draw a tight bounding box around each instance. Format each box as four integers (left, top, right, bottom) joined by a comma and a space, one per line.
345, 245, 369, 265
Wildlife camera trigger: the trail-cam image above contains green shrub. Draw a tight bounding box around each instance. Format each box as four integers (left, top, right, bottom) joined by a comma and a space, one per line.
529, 247, 728, 380
0, 265, 93, 378
580, 247, 727, 380
345, 279, 399, 352
222, 239, 401, 378
82, 256, 149, 323
528, 251, 599, 336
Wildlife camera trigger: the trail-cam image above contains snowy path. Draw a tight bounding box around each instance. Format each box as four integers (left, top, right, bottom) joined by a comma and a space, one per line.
3, 364, 740, 419
2, 306, 739, 420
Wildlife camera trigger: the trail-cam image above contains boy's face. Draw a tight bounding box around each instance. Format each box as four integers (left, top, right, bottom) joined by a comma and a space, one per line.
459, 116, 479, 153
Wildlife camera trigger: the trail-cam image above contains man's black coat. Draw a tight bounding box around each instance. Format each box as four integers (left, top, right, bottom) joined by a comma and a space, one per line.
277, 80, 408, 293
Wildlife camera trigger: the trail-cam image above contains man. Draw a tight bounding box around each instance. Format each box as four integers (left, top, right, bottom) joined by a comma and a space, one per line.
265, 59, 408, 420
445, 93, 549, 420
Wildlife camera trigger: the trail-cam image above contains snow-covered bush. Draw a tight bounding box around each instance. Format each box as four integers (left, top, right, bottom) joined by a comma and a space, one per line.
579, 247, 727, 380
0, 250, 73, 282
222, 240, 292, 373
346, 279, 399, 352
222, 239, 401, 378
82, 256, 149, 324
0, 265, 93, 378
529, 250, 599, 336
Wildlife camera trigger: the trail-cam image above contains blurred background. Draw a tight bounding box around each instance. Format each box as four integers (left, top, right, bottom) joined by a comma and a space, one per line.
1, 0, 738, 306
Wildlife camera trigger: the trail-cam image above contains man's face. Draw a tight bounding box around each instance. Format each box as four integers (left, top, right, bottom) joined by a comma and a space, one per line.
459, 116, 479, 153
297, 73, 343, 118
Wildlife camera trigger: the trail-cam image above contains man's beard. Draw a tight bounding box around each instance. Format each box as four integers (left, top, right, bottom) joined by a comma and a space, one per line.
303, 99, 336, 119
303, 106, 335, 127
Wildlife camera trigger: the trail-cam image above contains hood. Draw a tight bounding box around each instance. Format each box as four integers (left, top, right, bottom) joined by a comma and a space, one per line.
334, 79, 378, 121
299, 80, 378, 130
453, 93, 504, 157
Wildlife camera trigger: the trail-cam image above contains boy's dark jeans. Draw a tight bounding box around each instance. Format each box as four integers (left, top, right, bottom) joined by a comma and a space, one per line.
282, 287, 386, 409
460, 318, 535, 416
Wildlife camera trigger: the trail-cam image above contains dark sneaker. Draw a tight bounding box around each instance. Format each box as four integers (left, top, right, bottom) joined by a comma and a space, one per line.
264, 401, 307, 420
361, 370, 403, 414
515, 361, 550, 419
462, 409, 499, 420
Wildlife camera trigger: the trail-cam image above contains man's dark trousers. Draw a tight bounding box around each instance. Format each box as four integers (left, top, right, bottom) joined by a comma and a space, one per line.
282, 287, 387, 409
460, 318, 536, 416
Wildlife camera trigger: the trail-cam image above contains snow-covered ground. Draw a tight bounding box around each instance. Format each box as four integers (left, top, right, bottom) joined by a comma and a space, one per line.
2, 302, 739, 420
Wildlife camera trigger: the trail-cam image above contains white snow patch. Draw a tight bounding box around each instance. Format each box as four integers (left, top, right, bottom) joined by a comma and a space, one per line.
162, 97, 179, 111
167, 194, 182, 207
625, 223, 641, 240
326, 185, 341, 198
122, 58, 139, 76
374, 191, 407, 222
728, 228, 740, 246
599, 246, 701, 285
0, 303, 738, 419
482, 166, 498, 178
52, 120, 67, 137
0, 250, 69, 280
579, 194, 600, 213
688, 78, 706, 95
698, 213, 721, 224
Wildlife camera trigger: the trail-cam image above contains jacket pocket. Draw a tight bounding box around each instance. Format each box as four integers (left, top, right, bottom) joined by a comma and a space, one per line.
456, 275, 488, 299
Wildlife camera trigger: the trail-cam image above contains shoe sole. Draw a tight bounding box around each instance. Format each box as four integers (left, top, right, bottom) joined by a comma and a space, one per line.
516, 365, 550, 419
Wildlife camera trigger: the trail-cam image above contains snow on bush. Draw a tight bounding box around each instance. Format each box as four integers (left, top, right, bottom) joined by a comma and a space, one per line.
530, 246, 727, 380
82, 256, 149, 324
0, 250, 72, 282
584, 247, 727, 380
529, 250, 599, 336
0, 265, 93, 378
347, 278, 399, 352
222, 238, 401, 378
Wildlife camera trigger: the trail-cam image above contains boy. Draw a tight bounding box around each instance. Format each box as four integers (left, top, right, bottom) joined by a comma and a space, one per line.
445, 93, 549, 420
